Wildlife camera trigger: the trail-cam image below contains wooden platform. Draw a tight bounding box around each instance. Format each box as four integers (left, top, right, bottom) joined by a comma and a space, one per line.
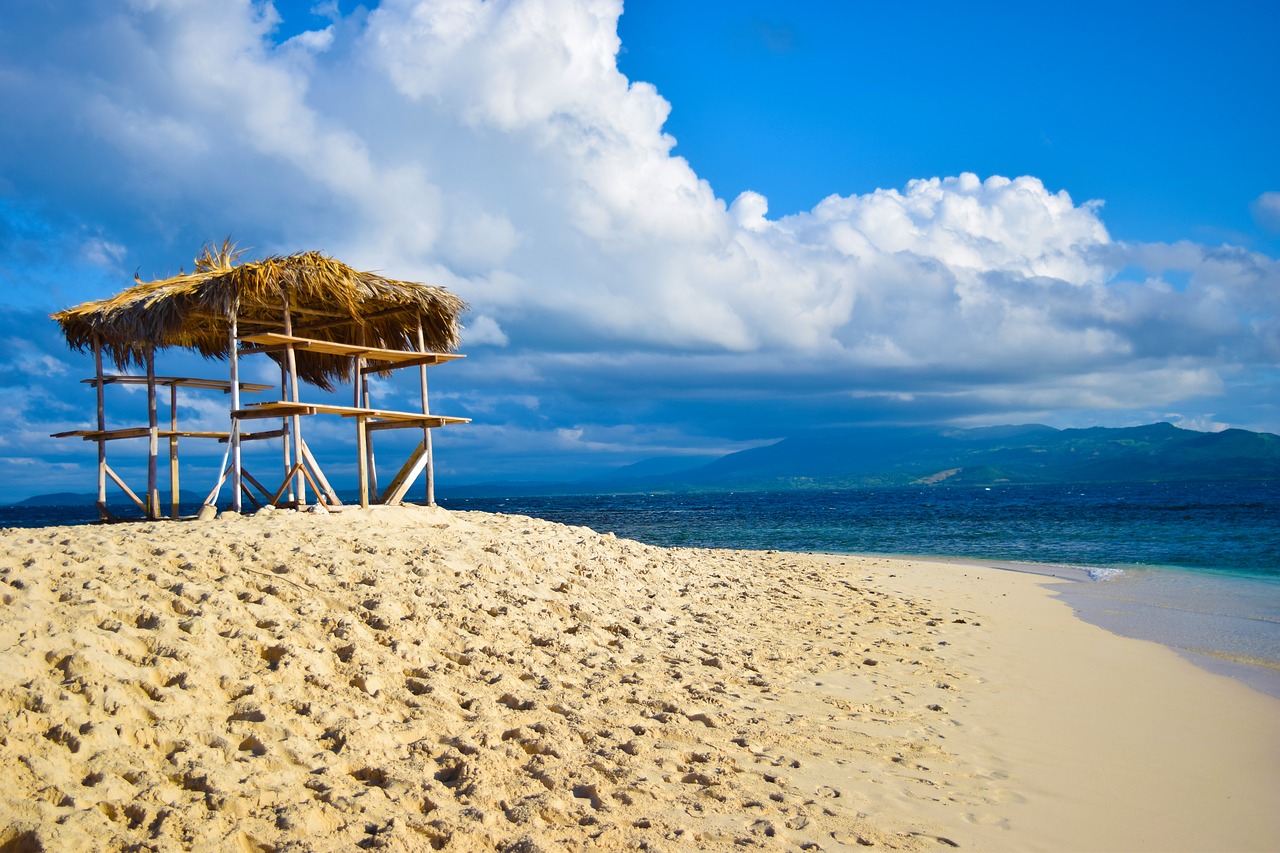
232, 401, 469, 428
237, 333, 465, 368
53, 427, 284, 442
53, 428, 230, 441
81, 375, 274, 392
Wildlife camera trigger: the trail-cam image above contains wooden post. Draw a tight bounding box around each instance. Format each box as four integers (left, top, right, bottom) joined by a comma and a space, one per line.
352, 349, 365, 506
229, 305, 243, 513
281, 293, 305, 506
280, 361, 293, 503
416, 322, 435, 506
359, 329, 378, 501
169, 382, 179, 519
145, 346, 159, 520
356, 416, 370, 508
363, 374, 378, 499
93, 335, 109, 520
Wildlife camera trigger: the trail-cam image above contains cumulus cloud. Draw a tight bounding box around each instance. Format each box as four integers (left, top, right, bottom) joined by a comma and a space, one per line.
0, 0, 1276, 491
462, 315, 510, 347
1251, 191, 1280, 234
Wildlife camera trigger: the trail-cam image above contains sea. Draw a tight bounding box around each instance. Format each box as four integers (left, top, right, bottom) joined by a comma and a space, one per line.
4, 480, 1277, 698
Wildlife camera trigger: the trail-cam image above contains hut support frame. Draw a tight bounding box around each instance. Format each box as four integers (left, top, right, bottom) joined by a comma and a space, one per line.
53, 246, 469, 519
281, 295, 306, 507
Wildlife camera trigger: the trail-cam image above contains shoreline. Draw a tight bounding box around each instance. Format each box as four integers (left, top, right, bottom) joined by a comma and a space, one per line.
806, 550, 1280, 701
1, 506, 1277, 850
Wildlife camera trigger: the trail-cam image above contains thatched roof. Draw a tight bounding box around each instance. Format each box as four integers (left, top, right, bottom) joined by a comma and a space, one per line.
54, 242, 467, 390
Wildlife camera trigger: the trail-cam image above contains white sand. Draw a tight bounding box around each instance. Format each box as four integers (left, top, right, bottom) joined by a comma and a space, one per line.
0, 505, 1275, 851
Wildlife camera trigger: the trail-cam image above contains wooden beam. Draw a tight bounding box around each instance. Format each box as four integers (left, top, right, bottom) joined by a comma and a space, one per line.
381, 439, 429, 506
237, 333, 463, 367
364, 418, 454, 432
240, 468, 274, 501
233, 401, 466, 422
202, 430, 234, 510
104, 463, 146, 513
223, 428, 287, 443
55, 428, 240, 441
298, 439, 341, 506
232, 403, 319, 420
81, 375, 272, 393
271, 463, 306, 506
358, 353, 450, 372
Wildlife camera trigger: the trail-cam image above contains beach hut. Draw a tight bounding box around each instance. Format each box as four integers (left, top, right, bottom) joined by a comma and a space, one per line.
52, 241, 470, 520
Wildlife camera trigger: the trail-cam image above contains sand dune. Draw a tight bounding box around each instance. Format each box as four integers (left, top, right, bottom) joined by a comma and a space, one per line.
1, 505, 1276, 851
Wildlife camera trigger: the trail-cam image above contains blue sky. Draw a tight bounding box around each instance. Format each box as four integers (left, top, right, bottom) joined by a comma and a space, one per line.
0, 0, 1277, 500
618, 1, 1280, 250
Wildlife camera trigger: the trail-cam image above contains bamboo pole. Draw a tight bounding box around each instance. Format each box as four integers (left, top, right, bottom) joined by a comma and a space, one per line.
357, 416, 370, 508
282, 293, 305, 506
229, 304, 243, 513
169, 382, 179, 519
351, 348, 365, 506
360, 331, 378, 502
299, 439, 340, 506
105, 463, 146, 512
416, 322, 435, 506
280, 361, 292, 504
93, 335, 109, 520
363, 372, 379, 500
145, 346, 159, 520
382, 438, 429, 506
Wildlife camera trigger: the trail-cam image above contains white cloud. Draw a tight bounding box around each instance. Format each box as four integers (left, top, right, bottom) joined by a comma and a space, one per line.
80, 238, 127, 269
0, 0, 1277, 491
462, 315, 509, 347
1165, 414, 1230, 433
1251, 191, 1280, 234
280, 26, 335, 54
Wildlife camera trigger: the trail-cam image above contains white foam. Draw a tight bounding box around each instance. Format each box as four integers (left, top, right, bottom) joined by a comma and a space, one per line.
1086, 566, 1126, 581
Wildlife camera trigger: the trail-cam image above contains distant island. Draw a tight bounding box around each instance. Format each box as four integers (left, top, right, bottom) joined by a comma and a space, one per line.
13, 422, 1280, 506
445, 422, 1280, 497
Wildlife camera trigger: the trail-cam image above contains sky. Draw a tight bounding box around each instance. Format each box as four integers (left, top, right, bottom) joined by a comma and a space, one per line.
0, 0, 1278, 500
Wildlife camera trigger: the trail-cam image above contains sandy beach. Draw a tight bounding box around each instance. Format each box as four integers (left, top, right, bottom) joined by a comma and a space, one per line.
1, 505, 1276, 851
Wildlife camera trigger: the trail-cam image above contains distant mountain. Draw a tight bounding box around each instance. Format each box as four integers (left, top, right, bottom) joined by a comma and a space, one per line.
14, 492, 98, 507
15, 424, 1280, 506
13, 491, 206, 507
447, 422, 1280, 497
650, 422, 1280, 491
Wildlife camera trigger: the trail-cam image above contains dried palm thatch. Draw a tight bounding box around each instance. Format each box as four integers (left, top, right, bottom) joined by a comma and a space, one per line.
54, 241, 468, 390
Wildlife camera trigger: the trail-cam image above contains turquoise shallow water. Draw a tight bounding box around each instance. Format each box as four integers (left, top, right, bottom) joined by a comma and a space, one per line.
5, 481, 1278, 696
1049, 566, 1280, 698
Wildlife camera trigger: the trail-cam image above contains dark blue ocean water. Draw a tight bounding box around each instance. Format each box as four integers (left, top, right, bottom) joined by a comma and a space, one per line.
442, 481, 1279, 578
440, 482, 1280, 698
4, 481, 1277, 695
